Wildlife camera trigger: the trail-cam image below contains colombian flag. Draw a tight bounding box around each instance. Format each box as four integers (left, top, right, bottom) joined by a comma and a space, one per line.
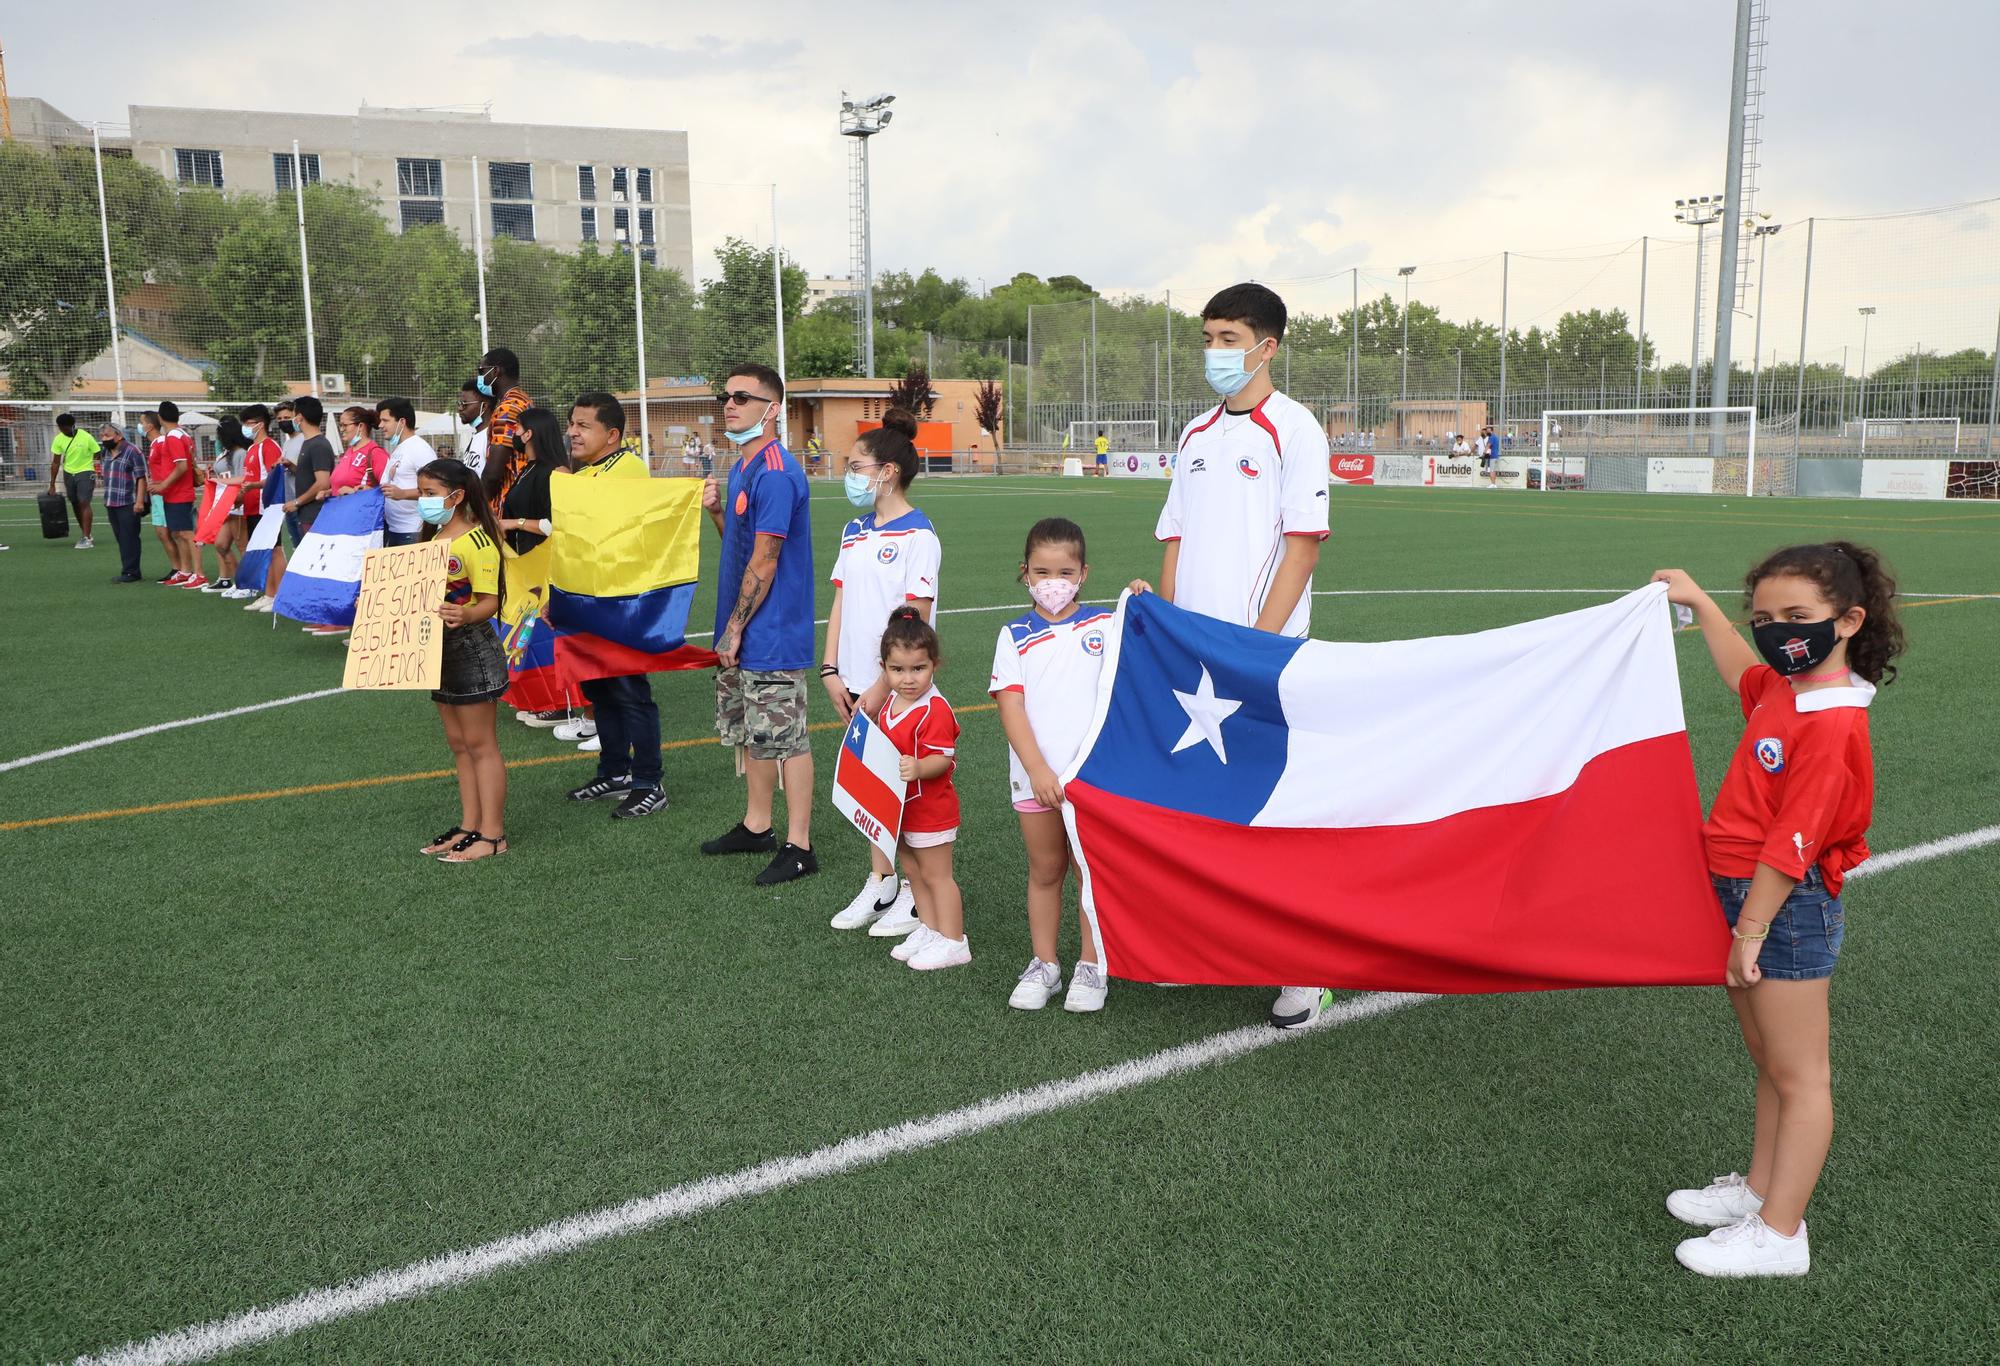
498, 476, 716, 709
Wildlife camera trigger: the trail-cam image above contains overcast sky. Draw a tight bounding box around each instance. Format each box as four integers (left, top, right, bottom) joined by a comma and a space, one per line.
15, 0, 1998, 356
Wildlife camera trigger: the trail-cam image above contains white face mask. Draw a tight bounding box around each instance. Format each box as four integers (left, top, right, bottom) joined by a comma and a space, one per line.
1029, 578, 1080, 614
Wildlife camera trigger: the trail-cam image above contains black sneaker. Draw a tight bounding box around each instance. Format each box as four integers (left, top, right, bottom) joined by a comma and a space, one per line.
700, 822, 779, 855
566, 775, 634, 802
522, 709, 569, 729
612, 789, 670, 820
753, 843, 819, 886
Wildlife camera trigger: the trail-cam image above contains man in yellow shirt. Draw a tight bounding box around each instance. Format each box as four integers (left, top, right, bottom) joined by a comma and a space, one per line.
1093, 428, 1110, 477
49, 413, 103, 549
560, 392, 666, 820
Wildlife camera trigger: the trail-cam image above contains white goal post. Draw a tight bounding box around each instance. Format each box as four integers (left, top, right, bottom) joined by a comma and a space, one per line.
1842, 417, 1962, 452
1538, 407, 1770, 495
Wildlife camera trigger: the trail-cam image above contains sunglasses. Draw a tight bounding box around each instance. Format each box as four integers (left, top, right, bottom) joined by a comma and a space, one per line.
721, 390, 772, 406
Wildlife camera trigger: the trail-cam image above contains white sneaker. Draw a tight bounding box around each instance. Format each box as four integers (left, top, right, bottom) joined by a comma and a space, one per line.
831, 874, 898, 930
222, 587, 257, 600
1064, 961, 1108, 1013
1269, 986, 1330, 1029
866, 882, 920, 938
890, 924, 937, 963
553, 718, 598, 742
75, 536, 93, 549
1007, 958, 1063, 1010
244, 594, 272, 611
577, 736, 601, 753
1667, 1173, 1764, 1229
908, 933, 971, 971
1675, 1214, 1809, 1278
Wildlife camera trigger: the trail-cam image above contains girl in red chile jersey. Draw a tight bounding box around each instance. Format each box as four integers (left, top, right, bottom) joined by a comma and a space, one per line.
1651, 542, 1905, 1280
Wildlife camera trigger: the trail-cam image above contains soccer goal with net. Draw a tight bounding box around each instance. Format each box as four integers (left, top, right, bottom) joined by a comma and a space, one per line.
1535, 408, 1787, 495
1841, 417, 1962, 452
1066, 420, 1161, 454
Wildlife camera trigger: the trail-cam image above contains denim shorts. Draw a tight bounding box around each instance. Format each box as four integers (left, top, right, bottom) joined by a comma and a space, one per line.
1711, 866, 1846, 981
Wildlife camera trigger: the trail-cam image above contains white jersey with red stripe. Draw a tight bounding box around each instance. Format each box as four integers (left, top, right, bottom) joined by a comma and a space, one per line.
830, 507, 942, 693
1155, 390, 1330, 639
989, 604, 1116, 801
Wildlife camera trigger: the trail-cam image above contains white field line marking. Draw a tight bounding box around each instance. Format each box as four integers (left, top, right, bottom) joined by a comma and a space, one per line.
1846, 823, 2000, 880
15, 588, 1991, 771
0, 690, 348, 776
73, 991, 1433, 1366
53, 821, 2000, 1364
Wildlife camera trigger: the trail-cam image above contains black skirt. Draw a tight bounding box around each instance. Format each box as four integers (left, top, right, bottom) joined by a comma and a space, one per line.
433, 622, 511, 705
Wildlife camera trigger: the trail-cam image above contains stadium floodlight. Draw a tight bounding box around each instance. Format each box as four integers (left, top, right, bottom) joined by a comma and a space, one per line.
1673, 193, 1725, 419
1746, 222, 1783, 423
840, 90, 897, 377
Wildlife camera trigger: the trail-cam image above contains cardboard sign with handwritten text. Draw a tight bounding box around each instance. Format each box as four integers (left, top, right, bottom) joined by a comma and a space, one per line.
342, 541, 451, 690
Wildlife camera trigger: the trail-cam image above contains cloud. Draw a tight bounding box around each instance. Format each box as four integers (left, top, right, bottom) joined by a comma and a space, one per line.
461, 31, 803, 79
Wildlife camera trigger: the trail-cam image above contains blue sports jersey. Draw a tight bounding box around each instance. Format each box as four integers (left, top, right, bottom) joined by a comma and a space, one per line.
717, 438, 815, 671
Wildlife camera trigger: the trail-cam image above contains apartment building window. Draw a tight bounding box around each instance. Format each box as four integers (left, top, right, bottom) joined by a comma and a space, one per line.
488, 160, 532, 201
491, 203, 535, 242
581, 206, 598, 243
578, 165, 596, 201
610, 166, 628, 199
638, 208, 655, 245
641, 248, 657, 266
400, 201, 446, 231
636, 167, 653, 203
174, 148, 224, 189
397, 157, 443, 198
273, 152, 321, 191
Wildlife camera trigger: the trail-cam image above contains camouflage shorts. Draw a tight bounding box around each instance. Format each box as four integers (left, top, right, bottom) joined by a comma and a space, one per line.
715, 667, 810, 761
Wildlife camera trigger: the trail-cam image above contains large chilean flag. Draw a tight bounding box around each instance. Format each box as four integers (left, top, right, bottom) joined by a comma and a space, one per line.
1062, 585, 1726, 994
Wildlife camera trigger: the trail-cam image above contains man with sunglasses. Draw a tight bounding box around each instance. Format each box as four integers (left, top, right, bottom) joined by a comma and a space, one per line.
699, 364, 818, 886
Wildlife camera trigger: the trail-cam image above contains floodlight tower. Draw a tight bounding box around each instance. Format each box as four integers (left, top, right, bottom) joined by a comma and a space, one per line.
1397, 265, 1417, 416
1674, 195, 1725, 395
840, 92, 895, 378
1857, 305, 1876, 427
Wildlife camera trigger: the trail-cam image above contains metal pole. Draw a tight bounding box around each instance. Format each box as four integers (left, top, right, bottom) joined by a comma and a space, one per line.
1456, 349, 1463, 416
91, 124, 128, 427
1349, 268, 1359, 437
1089, 296, 1098, 429
770, 183, 786, 447
471, 155, 490, 352
1748, 244, 1768, 421
292, 141, 319, 397
1792, 218, 1813, 461
1153, 339, 1160, 430
1986, 307, 2000, 456
1399, 272, 1410, 417
1690, 222, 1706, 401
1498, 251, 1509, 443
1711, 0, 1754, 446
1858, 313, 1871, 430
1910, 350, 1920, 419
927, 332, 935, 375
1636, 235, 1648, 407
1599, 355, 1607, 412
860, 137, 875, 378
1007, 335, 1014, 451
1025, 305, 1034, 447
1164, 288, 1173, 435
632, 205, 650, 459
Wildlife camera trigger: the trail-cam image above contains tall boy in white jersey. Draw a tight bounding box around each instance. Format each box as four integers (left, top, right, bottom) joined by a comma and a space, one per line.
1133, 282, 1334, 1029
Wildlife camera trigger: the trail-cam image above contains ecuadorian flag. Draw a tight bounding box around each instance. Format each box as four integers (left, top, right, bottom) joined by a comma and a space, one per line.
498, 475, 716, 708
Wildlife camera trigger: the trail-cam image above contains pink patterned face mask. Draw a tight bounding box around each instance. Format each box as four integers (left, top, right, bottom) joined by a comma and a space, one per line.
1029, 578, 1080, 615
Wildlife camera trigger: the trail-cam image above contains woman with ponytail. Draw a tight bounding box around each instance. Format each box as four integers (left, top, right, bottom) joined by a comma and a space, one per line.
417, 459, 511, 864
1650, 542, 1904, 1278
823, 408, 941, 937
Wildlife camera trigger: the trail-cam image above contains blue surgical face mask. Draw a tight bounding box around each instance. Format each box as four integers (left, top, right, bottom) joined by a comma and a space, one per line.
843, 467, 879, 508
475, 372, 494, 397
417, 494, 453, 526
1204, 341, 1271, 398
723, 416, 767, 448
384, 432, 401, 451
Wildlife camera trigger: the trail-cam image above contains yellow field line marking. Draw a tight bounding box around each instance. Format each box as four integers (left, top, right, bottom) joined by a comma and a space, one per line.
0, 704, 1001, 833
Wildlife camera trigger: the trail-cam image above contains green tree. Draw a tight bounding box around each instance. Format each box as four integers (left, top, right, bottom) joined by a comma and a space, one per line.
0, 144, 143, 396
697, 237, 807, 380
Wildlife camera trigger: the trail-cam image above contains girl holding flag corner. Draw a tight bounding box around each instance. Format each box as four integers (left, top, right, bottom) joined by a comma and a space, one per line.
875, 606, 967, 971
1652, 542, 1903, 1278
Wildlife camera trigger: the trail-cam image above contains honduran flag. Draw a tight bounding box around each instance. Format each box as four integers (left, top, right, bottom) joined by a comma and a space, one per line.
831, 708, 905, 859
1062, 585, 1727, 994
272, 489, 383, 627
235, 505, 286, 595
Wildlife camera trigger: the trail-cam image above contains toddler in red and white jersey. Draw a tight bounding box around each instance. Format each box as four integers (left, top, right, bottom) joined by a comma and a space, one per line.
876, 605, 969, 972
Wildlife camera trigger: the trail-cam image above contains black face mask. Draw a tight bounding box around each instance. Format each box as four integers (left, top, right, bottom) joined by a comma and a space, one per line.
1752, 618, 1840, 676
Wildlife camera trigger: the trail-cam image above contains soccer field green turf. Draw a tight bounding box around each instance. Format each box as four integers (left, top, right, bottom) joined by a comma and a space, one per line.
3, 481, 1997, 1363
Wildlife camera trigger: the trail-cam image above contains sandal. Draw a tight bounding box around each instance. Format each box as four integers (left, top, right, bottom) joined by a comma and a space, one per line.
421, 825, 469, 855
439, 832, 508, 864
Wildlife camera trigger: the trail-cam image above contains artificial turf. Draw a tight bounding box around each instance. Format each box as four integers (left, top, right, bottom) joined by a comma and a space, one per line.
2, 480, 1995, 1363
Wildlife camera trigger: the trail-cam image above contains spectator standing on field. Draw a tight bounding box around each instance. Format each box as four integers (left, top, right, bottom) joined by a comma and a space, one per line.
198, 417, 249, 594
374, 398, 436, 547
140, 411, 174, 581
473, 348, 533, 502
282, 396, 338, 536
235, 405, 286, 607
99, 422, 148, 582
49, 413, 101, 550
458, 378, 492, 480
154, 401, 203, 589
699, 362, 819, 886
330, 406, 391, 497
